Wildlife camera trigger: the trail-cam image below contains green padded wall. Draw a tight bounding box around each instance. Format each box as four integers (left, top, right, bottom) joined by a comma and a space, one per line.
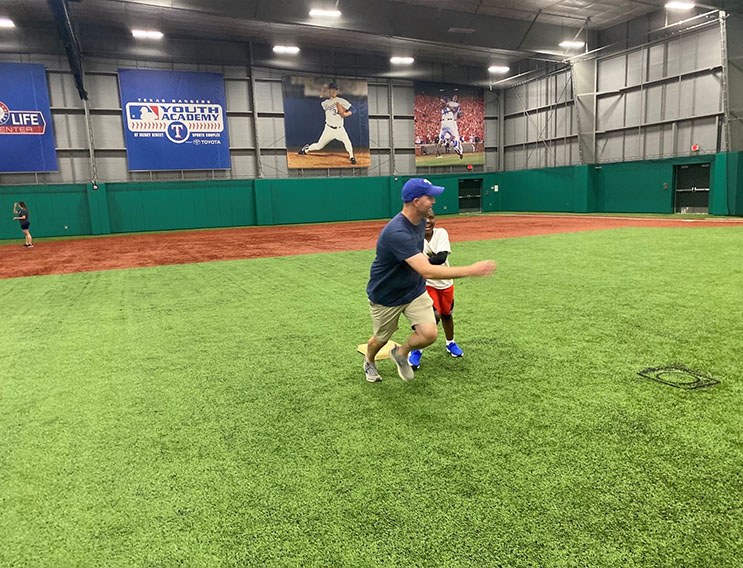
0, 183, 90, 240
105, 180, 256, 233
2, 153, 740, 242
496, 166, 585, 212
254, 176, 392, 226
595, 161, 675, 213
720, 152, 743, 215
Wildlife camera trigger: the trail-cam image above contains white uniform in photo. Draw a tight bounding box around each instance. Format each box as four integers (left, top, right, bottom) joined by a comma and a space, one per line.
306, 96, 354, 157
439, 100, 461, 145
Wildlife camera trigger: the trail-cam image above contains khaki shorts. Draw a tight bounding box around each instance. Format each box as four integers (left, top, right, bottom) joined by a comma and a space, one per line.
369, 291, 436, 343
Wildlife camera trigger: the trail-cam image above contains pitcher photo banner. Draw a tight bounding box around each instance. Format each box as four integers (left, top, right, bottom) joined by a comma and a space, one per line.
118, 69, 231, 171
283, 76, 370, 169
414, 82, 485, 167
0, 62, 58, 173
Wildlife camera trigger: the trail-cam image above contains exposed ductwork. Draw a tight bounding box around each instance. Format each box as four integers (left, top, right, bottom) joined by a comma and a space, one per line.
47, 0, 87, 100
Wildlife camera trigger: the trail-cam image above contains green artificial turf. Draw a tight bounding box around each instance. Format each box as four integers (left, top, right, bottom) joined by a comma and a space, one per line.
1, 227, 741, 567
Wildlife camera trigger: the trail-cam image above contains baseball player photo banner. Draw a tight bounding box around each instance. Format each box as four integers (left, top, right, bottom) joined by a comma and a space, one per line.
414, 83, 485, 167
283, 76, 370, 169
0, 62, 58, 173
118, 69, 231, 171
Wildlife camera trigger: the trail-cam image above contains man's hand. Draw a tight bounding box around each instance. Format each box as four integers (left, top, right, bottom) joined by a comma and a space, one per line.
468, 260, 496, 277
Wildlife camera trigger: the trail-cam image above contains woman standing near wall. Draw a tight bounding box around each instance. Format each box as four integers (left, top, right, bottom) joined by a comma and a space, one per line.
13, 201, 33, 248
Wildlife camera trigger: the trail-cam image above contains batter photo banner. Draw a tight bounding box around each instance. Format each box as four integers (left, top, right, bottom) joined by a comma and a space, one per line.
414, 82, 485, 167
118, 69, 231, 171
283, 76, 370, 169
0, 62, 58, 173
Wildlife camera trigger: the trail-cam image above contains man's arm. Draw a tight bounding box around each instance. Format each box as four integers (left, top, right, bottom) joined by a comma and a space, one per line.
406, 253, 494, 279
336, 102, 352, 118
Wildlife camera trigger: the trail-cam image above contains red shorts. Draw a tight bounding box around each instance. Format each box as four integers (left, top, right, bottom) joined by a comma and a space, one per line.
426, 285, 455, 316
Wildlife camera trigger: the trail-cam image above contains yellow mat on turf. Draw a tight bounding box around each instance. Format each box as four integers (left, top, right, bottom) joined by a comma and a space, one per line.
356, 340, 399, 360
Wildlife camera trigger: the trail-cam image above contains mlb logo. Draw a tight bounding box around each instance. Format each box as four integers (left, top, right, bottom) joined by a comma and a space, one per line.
129, 104, 161, 121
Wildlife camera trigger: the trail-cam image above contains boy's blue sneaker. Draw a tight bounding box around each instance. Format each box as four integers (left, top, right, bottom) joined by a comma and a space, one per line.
408, 349, 422, 370
446, 342, 464, 357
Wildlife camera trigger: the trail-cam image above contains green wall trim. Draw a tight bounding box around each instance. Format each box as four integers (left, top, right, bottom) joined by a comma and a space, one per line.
1, 155, 740, 241
87, 182, 111, 235
0, 183, 89, 240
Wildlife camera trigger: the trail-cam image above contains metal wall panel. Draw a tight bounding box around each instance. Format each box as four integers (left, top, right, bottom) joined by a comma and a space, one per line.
597, 132, 626, 163
503, 69, 577, 170
52, 114, 87, 149
678, 117, 719, 153
231, 153, 259, 178
92, 115, 125, 149
0, 18, 727, 183
95, 155, 129, 181
85, 74, 120, 109
227, 116, 255, 148
485, 118, 499, 146
256, 116, 286, 149
254, 81, 284, 114
683, 27, 723, 71
369, 118, 391, 148
597, 55, 625, 92
225, 79, 252, 112
643, 124, 675, 158
368, 84, 390, 115
392, 85, 414, 116
686, 73, 723, 116
505, 84, 526, 115
393, 117, 414, 148
590, 22, 725, 162
597, 95, 623, 131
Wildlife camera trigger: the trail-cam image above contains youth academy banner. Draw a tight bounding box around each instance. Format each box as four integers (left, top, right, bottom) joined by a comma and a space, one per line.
0, 62, 58, 173
118, 69, 231, 171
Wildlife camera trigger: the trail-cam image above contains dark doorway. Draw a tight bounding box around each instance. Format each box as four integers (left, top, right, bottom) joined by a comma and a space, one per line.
458, 178, 482, 213
674, 164, 710, 214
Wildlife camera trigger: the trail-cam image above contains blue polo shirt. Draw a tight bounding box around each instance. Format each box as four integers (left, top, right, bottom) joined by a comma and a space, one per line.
367, 212, 426, 306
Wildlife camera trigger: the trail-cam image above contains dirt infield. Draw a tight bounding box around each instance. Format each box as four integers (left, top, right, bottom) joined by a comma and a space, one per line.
1, 213, 740, 279
286, 150, 371, 169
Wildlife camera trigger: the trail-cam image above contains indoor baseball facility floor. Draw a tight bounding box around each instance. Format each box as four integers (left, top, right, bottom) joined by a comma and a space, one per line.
1, 213, 742, 567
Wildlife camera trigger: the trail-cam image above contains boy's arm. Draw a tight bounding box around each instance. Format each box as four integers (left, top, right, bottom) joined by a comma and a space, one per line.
427, 251, 449, 265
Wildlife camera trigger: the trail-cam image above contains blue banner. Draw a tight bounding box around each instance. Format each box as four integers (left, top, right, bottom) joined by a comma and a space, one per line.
0, 63, 58, 173
118, 69, 231, 171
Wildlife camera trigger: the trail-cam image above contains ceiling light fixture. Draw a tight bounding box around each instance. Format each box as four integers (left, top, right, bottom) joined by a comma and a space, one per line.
273, 45, 300, 54
559, 40, 585, 49
665, 1, 695, 10
132, 29, 164, 40
0, 18, 16, 28
309, 9, 342, 18
390, 56, 414, 65
488, 65, 510, 74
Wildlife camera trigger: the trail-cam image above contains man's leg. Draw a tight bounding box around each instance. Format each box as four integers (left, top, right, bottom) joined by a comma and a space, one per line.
388, 293, 436, 379
337, 129, 355, 161
366, 336, 387, 363
397, 321, 437, 358
365, 302, 404, 382
307, 127, 333, 152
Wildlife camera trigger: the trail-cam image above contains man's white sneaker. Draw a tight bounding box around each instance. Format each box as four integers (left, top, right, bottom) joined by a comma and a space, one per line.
390, 347, 415, 382
364, 360, 382, 383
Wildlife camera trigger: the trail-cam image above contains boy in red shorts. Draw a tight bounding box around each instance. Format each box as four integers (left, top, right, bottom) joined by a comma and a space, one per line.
408, 212, 463, 370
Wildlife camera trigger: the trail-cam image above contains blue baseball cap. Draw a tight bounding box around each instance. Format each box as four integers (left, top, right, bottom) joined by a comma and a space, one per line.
401, 178, 445, 202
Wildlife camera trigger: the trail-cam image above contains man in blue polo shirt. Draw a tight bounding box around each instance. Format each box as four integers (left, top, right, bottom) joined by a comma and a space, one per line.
364, 178, 496, 383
